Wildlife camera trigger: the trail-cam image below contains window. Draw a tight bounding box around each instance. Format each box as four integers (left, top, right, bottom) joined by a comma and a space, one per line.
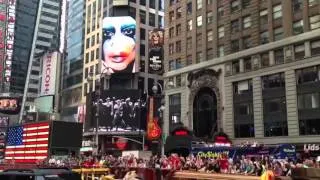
293, 20, 304, 35
231, 40, 240, 52
294, 44, 305, 60
231, 19, 239, 32
242, 0, 250, 9
309, 0, 319, 7
129, 7, 136, 18
169, 43, 174, 55
197, 0, 202, 9
237, 104, 252, 115
296, 66, 320, 84
149, 13, 155, 26
176, 24, 181, 35
298, 93, 320, 109
292, 0, 303, 12
169, 60, 175, 71
140, 44, 145, 56
207, 48, 214, 60
310, 15, 320, 30
140, 28, 146, 40
311, 40, 320, 56
218, 7, 224, 18
91, 35, 95, 47
243, 16, 251, 29
96, 48, 99, 59
176, 58, 182, 69
232, 61, 240, 74
234, 80, 253, 95
274, 27, 284, 41
187, 2, 192, 14
149, 0, 155, 8
218, 26, 224, 38
262, 73, 285, 89
243, 36, 251, 49
260, 31, 269, 44
140, 0, 146, 6
264, 98, 285, 113
261, 53, 269, 67
85, 53, 89, 63
187, 55, 192, 65
86, 38, 90, 49
274, 49, 284, 64
197, 33, 202, 47
235, 124, 255, 138
207, 30, 213, 42
187, 20, 193, 31
244, 57, 252, 72
169, 27, 174, 38
231, 0, 240, 12
169, 94, 181, 125
187, 37, 192, 49
140, 10, 146, 24
176, 41, 181, 53
197, 16, 203, 27
273, 4, 282, 20
176, 7, 182, 19
169, 11, 174, 22
196, 52, 203, 63
300, 119, 320, 135
207, 12, 213, 24
176, 75, 182, 87
260, 9, 268, 26
90, 50, 95, 61
218, 45, 224, 57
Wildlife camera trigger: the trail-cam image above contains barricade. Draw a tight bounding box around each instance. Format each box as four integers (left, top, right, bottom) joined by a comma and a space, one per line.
171, 171, 261, 180
72, 168, 111, 180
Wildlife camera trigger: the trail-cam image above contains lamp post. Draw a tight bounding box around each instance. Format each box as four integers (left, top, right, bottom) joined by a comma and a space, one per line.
87, 72, 99, 155
152, 80, 165, 156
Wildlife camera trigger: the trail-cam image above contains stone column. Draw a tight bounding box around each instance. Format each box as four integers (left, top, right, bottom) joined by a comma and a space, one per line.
285, 70, 299, 136
253, 77, 264, 138
224, 81, 234, 138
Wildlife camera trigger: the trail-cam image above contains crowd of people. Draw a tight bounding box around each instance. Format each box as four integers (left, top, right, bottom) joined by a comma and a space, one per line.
42, 153, 320, 177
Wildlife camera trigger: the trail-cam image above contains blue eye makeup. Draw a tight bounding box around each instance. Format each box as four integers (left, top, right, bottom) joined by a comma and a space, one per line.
103, 27, 115, 40
121, 24, 136, 39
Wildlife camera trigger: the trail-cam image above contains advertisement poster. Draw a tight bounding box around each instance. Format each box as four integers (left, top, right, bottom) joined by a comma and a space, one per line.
101, 16, 137, 74
87, 90, 145, 132
40, 52, 58, 96
148, 29, 164, 74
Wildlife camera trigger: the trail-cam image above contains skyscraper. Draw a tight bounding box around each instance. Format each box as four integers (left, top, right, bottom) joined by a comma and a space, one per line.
163, 0, 320, 145
61, 0, 85, 121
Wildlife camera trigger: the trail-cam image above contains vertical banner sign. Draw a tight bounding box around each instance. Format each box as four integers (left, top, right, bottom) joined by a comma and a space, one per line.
5, 0, 16, 83
0, 1, 6, 86
148, 29, 164, 74
146, 96, 161, 140
40, 52, 58, 96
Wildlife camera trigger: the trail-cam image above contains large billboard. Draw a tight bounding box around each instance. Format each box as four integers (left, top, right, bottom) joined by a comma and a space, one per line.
148, 29, 164, 74
86, 90, 145, 132
35, 96, 54, 113
4, 0, 16, 83
101, 16, 137, 74
40, 52, 58, 96
0, 1, 6, 87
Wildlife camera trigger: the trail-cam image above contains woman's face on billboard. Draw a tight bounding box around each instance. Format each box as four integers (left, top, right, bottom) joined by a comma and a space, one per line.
102, 17, 136, 72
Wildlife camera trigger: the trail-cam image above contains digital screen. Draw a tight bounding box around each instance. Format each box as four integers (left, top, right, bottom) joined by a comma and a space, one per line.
101, 16, 137, 74
0, 97, 21, 114
51, 121, 83, 148
87, 90, 145, 132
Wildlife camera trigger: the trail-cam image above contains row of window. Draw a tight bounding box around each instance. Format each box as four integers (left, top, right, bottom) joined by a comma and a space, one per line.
130, 0, 164, 10
231, 39, 320, 75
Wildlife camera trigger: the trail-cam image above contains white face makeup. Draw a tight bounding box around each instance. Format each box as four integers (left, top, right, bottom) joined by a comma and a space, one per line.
102, 16, 136, 73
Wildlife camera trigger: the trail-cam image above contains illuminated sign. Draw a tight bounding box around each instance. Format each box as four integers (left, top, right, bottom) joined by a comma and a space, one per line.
197, 151, 230, 159
5, 0, 16, 83
101, 16, 137, 74
148, 29, 164, 74
0, 97, 21, 114
304, 144, 320, 151
40, 52, 58, 96
174, 130, 188, 136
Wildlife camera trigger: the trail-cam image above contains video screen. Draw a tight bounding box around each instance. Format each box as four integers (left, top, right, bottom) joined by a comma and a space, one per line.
148, 29, 164, 74
0, 97, 21, 114
88, 90, 145, 132
101, 16, 137, 74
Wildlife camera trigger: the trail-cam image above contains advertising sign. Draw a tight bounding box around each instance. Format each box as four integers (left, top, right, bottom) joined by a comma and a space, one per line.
146, 96, 161, 140
5, 0, 16, 83
101, 16, 137, 74
113, 0, 129, 6
0, 97, 21, 114
148, 29, 164, 74
87, 90, 144, 132
35, 96, 54, 112
40, 52, 58, 96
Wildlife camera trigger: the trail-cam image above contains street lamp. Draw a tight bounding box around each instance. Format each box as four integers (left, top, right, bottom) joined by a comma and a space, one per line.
87, 72, 99, 155
152, 80, 165, 156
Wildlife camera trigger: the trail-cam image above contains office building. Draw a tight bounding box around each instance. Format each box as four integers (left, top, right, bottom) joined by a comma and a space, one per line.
163, 0, 320, 145
61, 0, 85, 121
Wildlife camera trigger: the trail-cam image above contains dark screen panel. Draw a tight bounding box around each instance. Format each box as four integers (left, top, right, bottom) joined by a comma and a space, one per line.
50, 121, 83, 148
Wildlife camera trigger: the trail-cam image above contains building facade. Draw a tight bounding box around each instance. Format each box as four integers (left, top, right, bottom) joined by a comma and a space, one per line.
61, 0, 85, 121
82, 0, 164, 101
163, 0, 320, 145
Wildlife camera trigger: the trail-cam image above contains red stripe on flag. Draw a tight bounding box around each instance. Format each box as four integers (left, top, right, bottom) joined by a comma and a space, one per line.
6, 153, 48, 157
24, 122, 50, 128
24, 140, 48, 145
24, 134, 49, 140
5, 147, 48, 152
24, 128, 49, 134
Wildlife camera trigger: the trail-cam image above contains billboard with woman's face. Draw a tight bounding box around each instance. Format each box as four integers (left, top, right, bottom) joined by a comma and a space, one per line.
101, 16, 137, 74
148, 29, 164, 74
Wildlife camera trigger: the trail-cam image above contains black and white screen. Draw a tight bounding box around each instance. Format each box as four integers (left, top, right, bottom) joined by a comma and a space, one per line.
90, 90, 145, 132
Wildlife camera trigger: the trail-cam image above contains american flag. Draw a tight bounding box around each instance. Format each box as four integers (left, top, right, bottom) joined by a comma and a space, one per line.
5, 122, 50, 163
